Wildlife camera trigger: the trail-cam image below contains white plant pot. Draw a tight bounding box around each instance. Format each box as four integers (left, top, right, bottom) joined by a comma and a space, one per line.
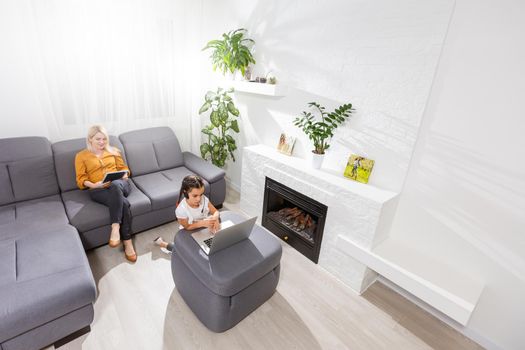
226, 71, 243, 81
311, 152, 324, 169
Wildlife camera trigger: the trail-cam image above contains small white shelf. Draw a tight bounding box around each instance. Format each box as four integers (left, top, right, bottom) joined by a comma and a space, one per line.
337, 235, 484, 325
221, 80, 287, 97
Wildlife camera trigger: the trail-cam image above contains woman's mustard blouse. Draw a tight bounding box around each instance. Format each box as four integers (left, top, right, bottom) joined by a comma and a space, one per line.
75, 149, 130, 190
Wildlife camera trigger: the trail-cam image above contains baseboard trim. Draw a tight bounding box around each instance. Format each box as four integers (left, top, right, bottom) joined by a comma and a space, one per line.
377, 276, 501, 350
225, 176, 240, 193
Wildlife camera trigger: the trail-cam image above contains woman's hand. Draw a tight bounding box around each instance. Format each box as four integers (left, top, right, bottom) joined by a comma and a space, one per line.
87, 180, 108, 189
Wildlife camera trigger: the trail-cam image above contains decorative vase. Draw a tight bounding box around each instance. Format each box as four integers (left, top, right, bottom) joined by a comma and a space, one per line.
311, 152, 324, 169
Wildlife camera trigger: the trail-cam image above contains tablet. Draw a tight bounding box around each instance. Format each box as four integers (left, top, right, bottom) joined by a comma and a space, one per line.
102, 170, 127, 183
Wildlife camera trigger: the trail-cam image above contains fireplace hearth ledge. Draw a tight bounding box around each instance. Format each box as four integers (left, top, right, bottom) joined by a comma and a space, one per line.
240, 144, 399, 293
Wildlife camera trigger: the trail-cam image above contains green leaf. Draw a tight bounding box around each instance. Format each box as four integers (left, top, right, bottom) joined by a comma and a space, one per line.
201, 128, 213, 136
199, 102, 211, 114
230, 120, 240, 133
227, 101, 239, 116
205, 91, 216, 102
210, 110, 220, 127
200, 143, 211, 158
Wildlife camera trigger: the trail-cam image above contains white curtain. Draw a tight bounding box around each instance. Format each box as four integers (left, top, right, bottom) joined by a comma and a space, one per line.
24, 0, 202, 147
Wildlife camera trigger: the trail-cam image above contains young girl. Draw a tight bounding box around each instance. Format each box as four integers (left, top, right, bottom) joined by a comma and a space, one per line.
154, 175, 219, 252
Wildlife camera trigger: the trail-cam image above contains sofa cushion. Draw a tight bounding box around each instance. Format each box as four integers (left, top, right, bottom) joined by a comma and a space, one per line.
61, 180, 151, 233
0, 225, 96, 343
132, 166, 209, 211
154, 137, 184, 169
119, 127, 183, 176
0, 137, 52, 163
120, 142, 159, 176
52, 136, 125, 192
0, 136, 59, 204
0, 164, 14, 206
0, 195, 69, 238
8, 156, 59, 202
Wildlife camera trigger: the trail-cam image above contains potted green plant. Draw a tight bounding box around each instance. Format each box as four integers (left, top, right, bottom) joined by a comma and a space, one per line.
202, 28, 256, 79
198, 87, 240, 167
294, 102, 354, 169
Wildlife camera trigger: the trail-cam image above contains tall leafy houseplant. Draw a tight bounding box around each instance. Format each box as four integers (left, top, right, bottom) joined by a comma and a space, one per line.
198, 88, 240, 168
294, 102, 354, 164
202, 28, 256, 77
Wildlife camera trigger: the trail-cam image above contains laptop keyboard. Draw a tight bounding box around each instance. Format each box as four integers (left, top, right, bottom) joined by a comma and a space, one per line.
203, 237, 213, 248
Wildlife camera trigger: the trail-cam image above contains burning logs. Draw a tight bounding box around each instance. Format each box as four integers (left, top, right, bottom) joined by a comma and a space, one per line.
267, 207, 317, 244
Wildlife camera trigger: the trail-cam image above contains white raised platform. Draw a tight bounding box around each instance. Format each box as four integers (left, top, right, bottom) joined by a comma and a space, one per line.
240, 144, 484, 326
338, 235, 484, 325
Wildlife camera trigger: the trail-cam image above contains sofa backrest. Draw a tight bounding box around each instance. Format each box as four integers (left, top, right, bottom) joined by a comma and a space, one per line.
0, 136, 59, 205
118, 127, 183, 177
52, 136, 125, 192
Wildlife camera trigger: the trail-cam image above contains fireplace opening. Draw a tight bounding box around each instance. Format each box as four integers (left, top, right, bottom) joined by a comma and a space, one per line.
262, 177, 327, 263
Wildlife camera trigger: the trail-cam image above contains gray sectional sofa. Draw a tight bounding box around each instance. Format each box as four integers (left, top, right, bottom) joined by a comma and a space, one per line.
0, 126, 226, 349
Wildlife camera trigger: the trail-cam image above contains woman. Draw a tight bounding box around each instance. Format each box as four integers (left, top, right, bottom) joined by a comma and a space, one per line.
75, 125, 137, 262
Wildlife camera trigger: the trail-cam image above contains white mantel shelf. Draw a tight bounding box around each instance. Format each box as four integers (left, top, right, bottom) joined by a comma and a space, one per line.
241, 144, 484, 326
221, 80, 287, 96
244, 144, 397, 204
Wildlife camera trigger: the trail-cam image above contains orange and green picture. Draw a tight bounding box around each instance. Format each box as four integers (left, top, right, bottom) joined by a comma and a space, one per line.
344, 154, 374, 184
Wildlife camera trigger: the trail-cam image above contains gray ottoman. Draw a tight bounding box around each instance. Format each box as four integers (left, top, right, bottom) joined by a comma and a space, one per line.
171, 211, 282, 332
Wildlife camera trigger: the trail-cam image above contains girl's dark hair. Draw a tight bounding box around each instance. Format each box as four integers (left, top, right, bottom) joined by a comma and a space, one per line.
178, 175, 205, 202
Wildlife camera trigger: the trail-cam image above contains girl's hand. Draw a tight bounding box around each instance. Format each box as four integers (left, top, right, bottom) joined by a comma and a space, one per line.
202, 217, 220, 233
201, 219, 216, 230
211, 220, 220, 233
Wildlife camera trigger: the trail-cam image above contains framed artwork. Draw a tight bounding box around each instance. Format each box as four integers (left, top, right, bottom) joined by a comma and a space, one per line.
344, 154, 375, 184
277, 133, 296, 156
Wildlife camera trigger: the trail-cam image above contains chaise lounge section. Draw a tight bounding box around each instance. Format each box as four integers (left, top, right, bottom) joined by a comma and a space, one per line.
0, 137, 97, 350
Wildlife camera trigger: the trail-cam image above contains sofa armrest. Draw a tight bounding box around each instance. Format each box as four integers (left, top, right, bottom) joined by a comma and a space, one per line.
183, 152, 225, 183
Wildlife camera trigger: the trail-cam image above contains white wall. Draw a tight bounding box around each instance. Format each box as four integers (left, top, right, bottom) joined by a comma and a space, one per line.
196, 0, 454, 193
387, 0, 525, 348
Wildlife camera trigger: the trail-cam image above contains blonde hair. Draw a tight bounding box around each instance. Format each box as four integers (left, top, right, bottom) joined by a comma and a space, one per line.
86, 125, 119, 155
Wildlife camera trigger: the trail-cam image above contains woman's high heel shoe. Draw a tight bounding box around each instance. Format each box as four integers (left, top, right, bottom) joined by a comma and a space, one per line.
125, 251, 137, 263
109, 239, 121, 248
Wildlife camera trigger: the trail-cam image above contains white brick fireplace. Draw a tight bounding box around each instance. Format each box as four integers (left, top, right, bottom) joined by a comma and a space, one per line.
240, 144, 399, 293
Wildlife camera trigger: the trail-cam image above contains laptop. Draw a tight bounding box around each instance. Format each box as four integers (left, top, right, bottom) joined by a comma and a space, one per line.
191, 216, 257, 255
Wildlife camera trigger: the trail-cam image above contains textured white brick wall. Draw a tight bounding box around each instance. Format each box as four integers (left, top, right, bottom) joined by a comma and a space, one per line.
241, 145, 398, 292
198, 0, 455, 193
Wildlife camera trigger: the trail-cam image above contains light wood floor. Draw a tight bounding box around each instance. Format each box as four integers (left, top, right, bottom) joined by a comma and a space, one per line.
58, 191, 482, 350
